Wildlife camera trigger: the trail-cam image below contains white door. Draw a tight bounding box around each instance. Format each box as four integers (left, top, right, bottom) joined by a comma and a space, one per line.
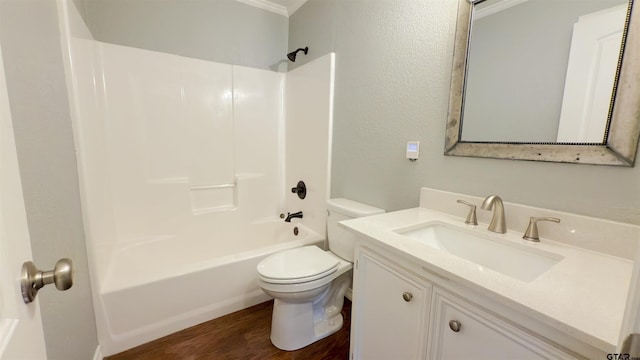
557, 4, 627, 143
0, 42, 48, 359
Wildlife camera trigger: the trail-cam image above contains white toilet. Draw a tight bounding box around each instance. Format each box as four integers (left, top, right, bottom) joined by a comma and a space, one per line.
256, 198, 384, 351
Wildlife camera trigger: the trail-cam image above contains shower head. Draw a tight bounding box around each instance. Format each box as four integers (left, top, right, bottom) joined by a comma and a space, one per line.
287, 47, 308, 62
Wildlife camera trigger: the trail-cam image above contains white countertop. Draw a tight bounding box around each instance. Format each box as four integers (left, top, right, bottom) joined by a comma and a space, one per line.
340, 207, 634, 352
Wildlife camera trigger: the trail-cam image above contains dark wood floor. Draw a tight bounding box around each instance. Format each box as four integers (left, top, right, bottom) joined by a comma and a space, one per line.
106, 299, 351, 360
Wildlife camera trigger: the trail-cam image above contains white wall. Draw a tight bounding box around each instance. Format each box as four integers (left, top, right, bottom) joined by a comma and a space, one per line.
68, 36, 336, 261
67, 38, 287, 269
285, 53, 335, 237
290, 0, 640, 225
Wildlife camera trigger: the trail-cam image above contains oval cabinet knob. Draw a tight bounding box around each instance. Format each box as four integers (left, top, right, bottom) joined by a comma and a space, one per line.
402, 292, 413, 302
449, 320, 462, 332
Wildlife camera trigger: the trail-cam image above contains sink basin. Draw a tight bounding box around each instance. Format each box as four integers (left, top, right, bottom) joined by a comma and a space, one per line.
394, 222, 563, 282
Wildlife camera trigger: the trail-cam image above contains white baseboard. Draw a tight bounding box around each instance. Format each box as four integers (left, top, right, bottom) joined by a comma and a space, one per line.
346, 287, 353, 301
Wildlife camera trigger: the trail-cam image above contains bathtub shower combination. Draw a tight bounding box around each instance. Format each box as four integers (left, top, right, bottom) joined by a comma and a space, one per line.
58, 1, 335, 355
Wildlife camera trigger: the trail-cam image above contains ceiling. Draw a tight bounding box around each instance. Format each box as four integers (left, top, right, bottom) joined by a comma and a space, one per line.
235, 0, 308, 17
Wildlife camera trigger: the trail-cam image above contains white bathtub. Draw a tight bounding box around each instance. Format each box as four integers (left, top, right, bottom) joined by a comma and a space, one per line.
96, 220, 323, 356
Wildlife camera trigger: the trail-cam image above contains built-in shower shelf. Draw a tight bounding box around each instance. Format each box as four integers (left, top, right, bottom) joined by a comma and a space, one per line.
190, 182, 236, 190
190, 182, 237, 214
192, 204, 238, 215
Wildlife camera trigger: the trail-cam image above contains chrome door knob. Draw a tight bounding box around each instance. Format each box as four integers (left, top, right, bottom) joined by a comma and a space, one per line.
21, 258, 74, 304
402, 292, 413, 302
449, 320, 462, 332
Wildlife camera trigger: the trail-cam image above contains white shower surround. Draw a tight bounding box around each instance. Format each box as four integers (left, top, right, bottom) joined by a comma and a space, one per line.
58, 1, 335, 355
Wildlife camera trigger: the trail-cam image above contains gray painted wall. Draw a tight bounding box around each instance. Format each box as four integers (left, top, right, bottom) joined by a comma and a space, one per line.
0, 0, 98, 359
290, 0, 640, 225
74, 0, 290, 71
463, 0, 626, 142
288, 0, 336, 69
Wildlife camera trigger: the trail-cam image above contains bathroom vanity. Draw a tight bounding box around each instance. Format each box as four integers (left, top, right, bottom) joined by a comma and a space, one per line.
342, 188, 638, 360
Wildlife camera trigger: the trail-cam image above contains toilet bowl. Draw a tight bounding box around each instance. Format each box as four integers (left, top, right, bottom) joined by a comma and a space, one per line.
256, 198, 384, 351
257, 246, 352, 350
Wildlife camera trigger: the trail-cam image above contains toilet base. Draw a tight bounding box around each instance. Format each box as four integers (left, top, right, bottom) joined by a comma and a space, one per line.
270, 300, 344, 351
269, 272, 350, 351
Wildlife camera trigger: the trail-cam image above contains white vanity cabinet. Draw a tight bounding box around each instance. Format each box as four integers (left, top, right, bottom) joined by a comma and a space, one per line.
350, 249, 432, 360
351, 245, 583, 360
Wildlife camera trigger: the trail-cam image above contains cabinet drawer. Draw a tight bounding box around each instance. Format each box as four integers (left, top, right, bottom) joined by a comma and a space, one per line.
428, 288, 579, 360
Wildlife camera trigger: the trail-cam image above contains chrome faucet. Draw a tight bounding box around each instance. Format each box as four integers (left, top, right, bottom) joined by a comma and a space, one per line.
284, 211, 303, 222
480, 195, 506, 234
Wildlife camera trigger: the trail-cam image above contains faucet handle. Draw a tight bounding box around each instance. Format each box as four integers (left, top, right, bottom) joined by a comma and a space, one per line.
523, 217, 560, 242
456, 200, 478, 226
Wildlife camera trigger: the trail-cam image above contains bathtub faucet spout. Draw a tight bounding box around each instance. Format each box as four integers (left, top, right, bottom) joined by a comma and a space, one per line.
284, 211, 303, 222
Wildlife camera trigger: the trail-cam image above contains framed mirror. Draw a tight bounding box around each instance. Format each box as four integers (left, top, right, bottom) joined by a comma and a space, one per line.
445, 0, 640, 166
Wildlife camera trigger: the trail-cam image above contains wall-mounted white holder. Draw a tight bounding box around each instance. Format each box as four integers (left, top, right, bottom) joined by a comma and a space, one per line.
406, 141, 420, 161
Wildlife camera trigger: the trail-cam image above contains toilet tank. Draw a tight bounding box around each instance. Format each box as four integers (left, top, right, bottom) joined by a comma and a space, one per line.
326, 198, 385, 262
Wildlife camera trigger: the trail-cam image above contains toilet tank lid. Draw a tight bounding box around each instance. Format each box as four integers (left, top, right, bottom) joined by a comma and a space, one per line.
326, 198, 385, 218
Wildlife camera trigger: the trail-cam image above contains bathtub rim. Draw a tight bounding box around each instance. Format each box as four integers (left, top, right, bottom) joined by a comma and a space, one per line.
99, 222, 324, 294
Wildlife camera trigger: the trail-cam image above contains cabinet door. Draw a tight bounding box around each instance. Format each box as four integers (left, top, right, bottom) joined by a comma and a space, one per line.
351, 249, 432, 360
428, 289, 578, 360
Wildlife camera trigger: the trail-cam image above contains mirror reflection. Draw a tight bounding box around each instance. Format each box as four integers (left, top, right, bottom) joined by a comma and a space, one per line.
461, 0, 629, 144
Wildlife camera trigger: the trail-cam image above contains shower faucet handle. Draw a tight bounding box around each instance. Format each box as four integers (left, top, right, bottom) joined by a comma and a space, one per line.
456, 200, 478, 226
291, 180, 306, 199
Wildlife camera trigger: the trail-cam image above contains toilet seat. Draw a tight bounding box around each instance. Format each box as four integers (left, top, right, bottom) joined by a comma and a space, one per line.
257, 246, 340, 284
